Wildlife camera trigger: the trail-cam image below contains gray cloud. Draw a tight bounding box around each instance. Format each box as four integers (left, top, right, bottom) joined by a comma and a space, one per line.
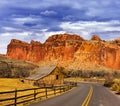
0, 0, 120, 53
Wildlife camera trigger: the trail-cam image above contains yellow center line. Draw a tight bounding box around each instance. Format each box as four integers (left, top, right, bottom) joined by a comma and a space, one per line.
85, 86, 93, 106
81, 85, 93, 106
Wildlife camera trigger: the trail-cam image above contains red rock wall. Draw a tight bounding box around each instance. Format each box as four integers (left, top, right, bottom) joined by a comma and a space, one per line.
7, 34, 120, 70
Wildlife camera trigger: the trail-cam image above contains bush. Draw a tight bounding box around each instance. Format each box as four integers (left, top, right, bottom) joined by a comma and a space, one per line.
111, 79, 120, 92
112, 83, 119, 91
104, 80, 114, 87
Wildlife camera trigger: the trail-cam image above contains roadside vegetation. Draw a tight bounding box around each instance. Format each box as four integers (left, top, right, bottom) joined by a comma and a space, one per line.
103, 71, 120, 94
111, 79, 120, 92
64, 69, 120, 79
104, 78, 120, 93
63, 68, 120, 92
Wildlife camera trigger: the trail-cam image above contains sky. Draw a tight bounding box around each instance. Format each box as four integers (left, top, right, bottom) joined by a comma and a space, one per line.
0, 0, 120, 54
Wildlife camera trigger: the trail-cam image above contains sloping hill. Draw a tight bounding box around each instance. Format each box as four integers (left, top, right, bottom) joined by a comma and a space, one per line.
0, 56, 38, 77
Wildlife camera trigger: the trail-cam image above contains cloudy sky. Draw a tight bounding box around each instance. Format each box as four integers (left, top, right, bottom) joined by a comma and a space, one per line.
0, 0, 120, 54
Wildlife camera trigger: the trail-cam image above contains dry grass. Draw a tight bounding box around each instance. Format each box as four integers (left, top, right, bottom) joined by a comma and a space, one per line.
0, 78, 35, 91
0, 78, 50, 106
0, 78, 36, 106
65, 77, 105, 84
0, 78, 72, 106
65, 77, 84, 82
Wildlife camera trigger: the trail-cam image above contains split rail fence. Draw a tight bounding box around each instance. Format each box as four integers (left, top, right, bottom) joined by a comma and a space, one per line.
0, 82, 77, 106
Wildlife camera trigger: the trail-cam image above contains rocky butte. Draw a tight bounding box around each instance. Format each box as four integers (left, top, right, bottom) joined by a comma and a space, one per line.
7, 34, 120, 70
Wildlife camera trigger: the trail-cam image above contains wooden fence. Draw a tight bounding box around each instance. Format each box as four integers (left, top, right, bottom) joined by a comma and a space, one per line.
0, 82, 77, 106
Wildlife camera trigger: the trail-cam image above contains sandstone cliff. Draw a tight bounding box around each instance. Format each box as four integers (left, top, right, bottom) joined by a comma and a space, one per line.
7, 34, 120, 70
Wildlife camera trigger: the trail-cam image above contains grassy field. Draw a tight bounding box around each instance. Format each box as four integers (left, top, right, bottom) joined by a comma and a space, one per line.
0, 78, 73, 106
0, 78, 55, 106
0, 78, 36, 106
0, 78, 35, 91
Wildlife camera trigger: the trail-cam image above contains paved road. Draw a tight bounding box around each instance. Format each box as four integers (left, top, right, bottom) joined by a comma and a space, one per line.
30, 83, 120, 106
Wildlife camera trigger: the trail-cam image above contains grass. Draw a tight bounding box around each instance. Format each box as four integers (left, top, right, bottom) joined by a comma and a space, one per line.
0, 78, 36, 106
65, 77, 105, 83
0, 78, 51, 106
0, 78, 35, 91
65, 77, 84, 82
0, 78, 75, 106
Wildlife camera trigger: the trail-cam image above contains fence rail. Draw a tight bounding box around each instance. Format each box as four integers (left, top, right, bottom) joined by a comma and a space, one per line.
0, 82, 77, 106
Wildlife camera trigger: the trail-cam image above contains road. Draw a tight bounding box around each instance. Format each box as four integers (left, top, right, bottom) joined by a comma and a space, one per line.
30, 82, 120, 106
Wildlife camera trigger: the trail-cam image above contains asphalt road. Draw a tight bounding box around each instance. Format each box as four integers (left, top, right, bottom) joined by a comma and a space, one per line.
30, 82, 120, 106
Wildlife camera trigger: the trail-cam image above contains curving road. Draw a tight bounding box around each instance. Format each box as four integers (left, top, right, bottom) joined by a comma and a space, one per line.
30, 82, 120, 106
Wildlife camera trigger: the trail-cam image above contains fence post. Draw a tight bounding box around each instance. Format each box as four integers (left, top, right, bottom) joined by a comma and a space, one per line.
34, 88, 36, 100
63, 86, 65, 92
76, 82, 77, 86
45, 87, 48, 98
66, 85, 68, 91
68, 85, 70, 90
60, 86, 61, 94
14, 89, 17, 106
70, 84, 72, 89
54, 87, 56, 95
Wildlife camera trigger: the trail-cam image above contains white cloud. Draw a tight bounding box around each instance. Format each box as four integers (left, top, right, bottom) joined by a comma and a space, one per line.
40, 10, 57, 16
0, 31, 31, 53
60, 20, 120, 40
0, 32, 29, 37
12, 17, 41, 24
2, 27, 18, 31
40, 28, 48, 32
63, 15, 74, 20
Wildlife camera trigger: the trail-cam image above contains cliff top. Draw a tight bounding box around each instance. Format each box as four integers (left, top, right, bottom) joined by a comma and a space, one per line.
91, 35, 102, 41
10, 39, 29, 45
45, 33, 85, 42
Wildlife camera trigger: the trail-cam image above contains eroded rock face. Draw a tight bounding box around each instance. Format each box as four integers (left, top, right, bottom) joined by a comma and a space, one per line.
91, 35, 102, 41
7, 34, 120, 70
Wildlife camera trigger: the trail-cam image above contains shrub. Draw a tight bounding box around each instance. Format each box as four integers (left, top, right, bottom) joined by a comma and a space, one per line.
104, 80, 114, 87
111, 79, 120, 92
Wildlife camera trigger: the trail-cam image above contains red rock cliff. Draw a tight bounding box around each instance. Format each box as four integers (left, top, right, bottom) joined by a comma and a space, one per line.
7, 34, 120, 70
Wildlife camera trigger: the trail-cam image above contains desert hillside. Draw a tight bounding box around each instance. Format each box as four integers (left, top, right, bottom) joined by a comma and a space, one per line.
6, 34, 120, 70
0, 56, 38, 77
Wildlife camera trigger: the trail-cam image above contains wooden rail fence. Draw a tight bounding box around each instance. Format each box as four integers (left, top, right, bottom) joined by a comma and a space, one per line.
0, 82, 77, 106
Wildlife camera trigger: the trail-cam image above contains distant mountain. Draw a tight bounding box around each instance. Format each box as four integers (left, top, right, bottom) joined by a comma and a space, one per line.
6, 33, 120, 71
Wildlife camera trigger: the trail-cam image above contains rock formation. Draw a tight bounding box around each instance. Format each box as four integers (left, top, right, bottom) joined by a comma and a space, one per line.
7, 34, 120, 70
91, 35, 102, 41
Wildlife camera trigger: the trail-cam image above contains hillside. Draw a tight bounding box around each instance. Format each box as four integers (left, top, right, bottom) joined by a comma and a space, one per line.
6, 34, 120, 71
0, 56, 38, 77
